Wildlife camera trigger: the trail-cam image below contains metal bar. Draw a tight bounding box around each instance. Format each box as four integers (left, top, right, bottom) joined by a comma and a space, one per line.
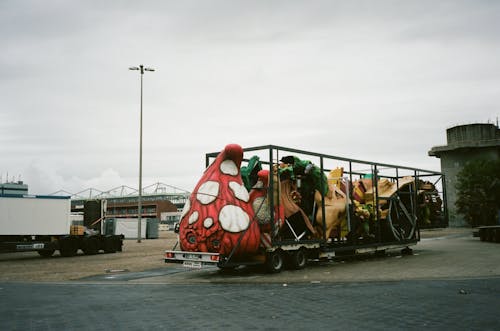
320, 156, 326, 241
374, 164, 381, 243
268, 146, 275, 244
441, 174, 449, 226
207, 145, 443, 176
348, 161, 353, 233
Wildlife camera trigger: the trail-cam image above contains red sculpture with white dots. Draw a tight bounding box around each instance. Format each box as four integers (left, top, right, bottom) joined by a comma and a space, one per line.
178, 144, 261, 257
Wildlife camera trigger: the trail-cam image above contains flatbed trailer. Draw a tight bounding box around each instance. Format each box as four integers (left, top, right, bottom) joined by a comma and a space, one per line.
165, 145, 446, 272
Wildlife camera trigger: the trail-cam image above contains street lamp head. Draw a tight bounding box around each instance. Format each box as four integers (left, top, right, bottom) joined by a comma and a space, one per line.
144, 68, 155, 72
129, 66, 140, 71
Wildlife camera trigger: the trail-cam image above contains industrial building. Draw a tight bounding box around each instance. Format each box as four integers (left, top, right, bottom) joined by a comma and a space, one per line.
429, 123, 500, 226
70, 187, 189, 230
0, 181, 28, 195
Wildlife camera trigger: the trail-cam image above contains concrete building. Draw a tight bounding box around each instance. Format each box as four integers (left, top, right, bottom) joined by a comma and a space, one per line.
0, 181, 28, 195
429, 123, 500, 226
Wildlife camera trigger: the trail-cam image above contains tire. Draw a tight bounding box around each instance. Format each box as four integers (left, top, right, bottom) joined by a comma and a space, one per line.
479, 229, 487, 241
401, 247, 413, 255
37, 249, 55, 258
288, 248, 307, 270
83, 237, 99, 255
104, 237, 117, 253
265, 250, 284, 273
59, 238, 77, 257
114, 237, 123, 252
486, 229, 495, 242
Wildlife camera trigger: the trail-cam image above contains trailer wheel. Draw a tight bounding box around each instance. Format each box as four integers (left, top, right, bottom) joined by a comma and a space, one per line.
83, 237, 99, 255
59, 238, 77, 257
104, 237, 116, 253
37, 249, 55, 258
495, 229, 500, 243
288, 248, 307, 270
386, 196, 416, 242
488, 229, 497, 243
266, 250, 284, 273
479, 229, 487, 241
114, 237, 123, 252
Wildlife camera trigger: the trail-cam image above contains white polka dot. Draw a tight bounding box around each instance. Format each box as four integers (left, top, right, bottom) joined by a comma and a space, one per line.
229, 181, 249, 202
220, 160, 238, 176
196, 181, 219, 204
203, 217, 214, 229
189, 211, 199, 224
180, 199, 191, 219
219, 205, 250, 233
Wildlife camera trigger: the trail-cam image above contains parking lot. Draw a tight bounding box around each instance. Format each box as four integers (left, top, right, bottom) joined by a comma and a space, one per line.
1, 227, 498, 284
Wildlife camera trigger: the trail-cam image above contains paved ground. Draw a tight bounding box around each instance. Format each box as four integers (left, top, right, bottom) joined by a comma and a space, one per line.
0, 231, 178, 282
109, 227, 500, 285
1, 228, 499, 330
1, 278, 499, 330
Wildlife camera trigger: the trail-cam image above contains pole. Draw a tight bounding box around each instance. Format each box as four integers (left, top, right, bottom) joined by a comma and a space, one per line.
129, 64, 155, 243
138, 65, 143, 243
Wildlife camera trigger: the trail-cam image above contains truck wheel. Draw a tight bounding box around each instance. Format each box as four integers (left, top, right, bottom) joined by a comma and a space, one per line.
60, 239, 77, 257
479, 229, 486, 241
38, 249, 55, 258
288, 248, 307, 270
495, 229, 500, 243
83, 238, 99, 255
486, 229, 494, 242
104, 237, 116, 253
114, 237, 123, 252
266, 250, 283, 273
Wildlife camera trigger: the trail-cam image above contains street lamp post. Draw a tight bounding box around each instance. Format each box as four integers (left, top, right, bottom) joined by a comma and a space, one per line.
129, 64, 155, 243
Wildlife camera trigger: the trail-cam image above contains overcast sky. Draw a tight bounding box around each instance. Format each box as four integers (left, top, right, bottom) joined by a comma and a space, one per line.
1, 0, 499, 195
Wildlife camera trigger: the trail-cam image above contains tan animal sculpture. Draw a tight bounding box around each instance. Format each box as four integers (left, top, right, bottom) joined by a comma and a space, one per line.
314, 168, 347, 239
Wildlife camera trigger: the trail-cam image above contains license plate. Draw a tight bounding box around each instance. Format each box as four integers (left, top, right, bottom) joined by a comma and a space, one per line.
183, 261, 202, 269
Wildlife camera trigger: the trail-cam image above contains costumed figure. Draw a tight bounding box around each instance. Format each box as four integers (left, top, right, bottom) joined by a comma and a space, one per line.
279, 156, 328, 219
277, 162, 317, 238
249, 169, 285, 248
314, 168, 348, 240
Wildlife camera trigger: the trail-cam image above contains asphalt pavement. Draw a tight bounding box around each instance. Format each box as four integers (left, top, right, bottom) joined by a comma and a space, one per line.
1, 228, 499, 330
1, 278, 499, 330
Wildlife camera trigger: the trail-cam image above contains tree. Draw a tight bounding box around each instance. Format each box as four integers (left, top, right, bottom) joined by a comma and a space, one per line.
455, 158, 500, 227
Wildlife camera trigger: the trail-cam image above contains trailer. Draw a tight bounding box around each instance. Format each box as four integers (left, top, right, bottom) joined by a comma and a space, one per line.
165, 145, 447, 272
0, 194, 123, 257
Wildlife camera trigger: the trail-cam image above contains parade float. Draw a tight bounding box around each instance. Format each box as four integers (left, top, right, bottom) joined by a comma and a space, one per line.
166, 144, 446, 272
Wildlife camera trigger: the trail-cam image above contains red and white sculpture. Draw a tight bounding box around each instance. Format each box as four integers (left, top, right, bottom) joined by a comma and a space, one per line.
178, 144, 261, 256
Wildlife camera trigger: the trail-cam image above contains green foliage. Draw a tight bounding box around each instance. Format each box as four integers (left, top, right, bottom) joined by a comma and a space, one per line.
455, 159, 500, 226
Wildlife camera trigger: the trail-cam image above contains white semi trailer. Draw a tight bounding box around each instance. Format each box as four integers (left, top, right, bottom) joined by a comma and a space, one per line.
0, 195, 122, 257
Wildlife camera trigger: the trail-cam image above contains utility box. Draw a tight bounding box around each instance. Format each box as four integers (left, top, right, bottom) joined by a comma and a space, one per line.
146, 219, 159, 239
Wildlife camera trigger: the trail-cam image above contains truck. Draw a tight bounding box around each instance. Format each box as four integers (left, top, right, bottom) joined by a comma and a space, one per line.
165, 144, 447, 272
0, 194, 123, 257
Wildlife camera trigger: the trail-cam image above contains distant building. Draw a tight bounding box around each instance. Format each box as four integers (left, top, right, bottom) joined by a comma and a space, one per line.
0, 181, 28, 196
429, 123, 500, 226
71, 193, 189, 228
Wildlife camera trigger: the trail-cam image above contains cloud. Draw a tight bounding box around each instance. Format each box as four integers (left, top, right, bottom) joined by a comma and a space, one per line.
1, 1, 498, 194
21, 161, 130, 195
